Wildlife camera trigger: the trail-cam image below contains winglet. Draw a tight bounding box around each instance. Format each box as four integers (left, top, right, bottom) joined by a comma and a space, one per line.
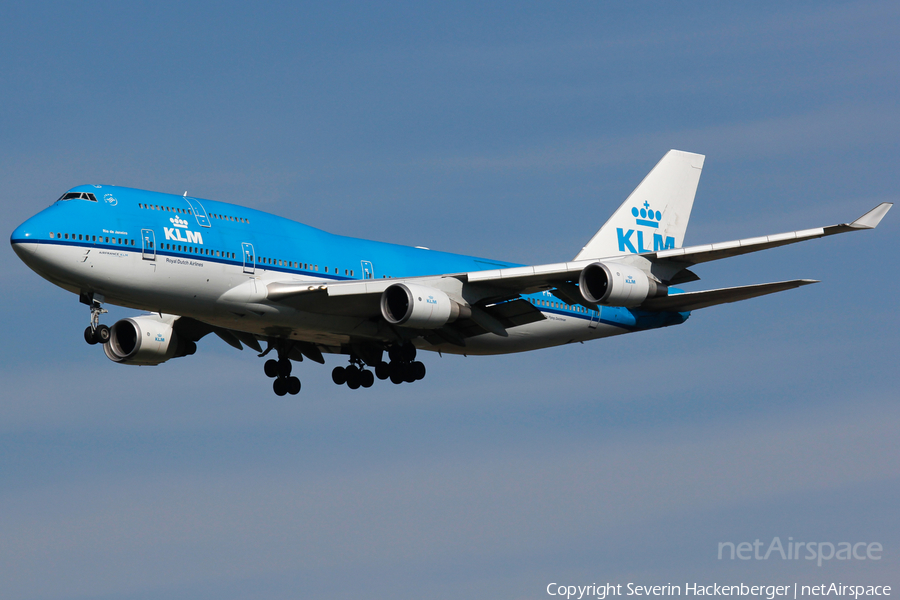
850, 202, 892, 229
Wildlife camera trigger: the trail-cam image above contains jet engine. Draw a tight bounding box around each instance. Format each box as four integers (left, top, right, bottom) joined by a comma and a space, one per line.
380, 283, 467, 329
103, 314, 196, 365
578, 262, 668, 307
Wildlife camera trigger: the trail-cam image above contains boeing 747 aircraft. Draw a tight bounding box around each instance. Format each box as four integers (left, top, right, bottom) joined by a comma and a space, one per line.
10, 150, 891, 395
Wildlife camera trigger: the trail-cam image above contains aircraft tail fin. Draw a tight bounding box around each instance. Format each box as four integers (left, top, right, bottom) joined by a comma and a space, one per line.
575, 150, 705, 260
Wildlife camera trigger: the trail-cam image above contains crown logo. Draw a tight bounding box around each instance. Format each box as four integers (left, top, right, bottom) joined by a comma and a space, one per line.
631, 201, 661, 229
170, 216, 189, 228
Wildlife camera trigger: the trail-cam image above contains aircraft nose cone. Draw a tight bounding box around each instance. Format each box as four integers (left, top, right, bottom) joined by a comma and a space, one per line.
10, 217, 39, 258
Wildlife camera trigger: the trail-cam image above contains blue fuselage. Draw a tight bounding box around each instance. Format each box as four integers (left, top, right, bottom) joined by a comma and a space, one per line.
11, 185, 687, 356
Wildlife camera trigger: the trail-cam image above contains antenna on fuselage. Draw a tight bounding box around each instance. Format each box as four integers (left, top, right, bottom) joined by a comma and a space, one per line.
183, 191, 187, 197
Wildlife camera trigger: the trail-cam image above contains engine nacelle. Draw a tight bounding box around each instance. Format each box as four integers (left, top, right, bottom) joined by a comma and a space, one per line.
380, 283, 466, 329
103, 315, 196, 366
578, 262, 667, 307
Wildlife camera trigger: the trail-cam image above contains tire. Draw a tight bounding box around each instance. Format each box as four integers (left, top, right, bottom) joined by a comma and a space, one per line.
332, 366, 347, 385
287, 377, 301, 395
390, 370, 404, 385
84, 326, 98, 345
264, 359, 279, 378
346, 366, 361, 389
95, 324, 110, 344
360, 370, 374, 388
375, 361, 390, 380
401, 343, 416, 362
403, 363, 417, 383
411, 361, 426, 381
273, 378, 288, 396
278, 358, 292, 377
388, 345, 402, 363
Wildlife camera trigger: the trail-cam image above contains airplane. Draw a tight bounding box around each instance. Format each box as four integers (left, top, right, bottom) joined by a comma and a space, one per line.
10, 150, 891, 396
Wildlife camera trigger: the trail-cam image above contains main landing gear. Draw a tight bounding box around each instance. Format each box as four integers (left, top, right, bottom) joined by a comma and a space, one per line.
331, 343, 426, 389
331, 358, 375, 389
384, 342, 426, 385
81, 294, 109, 345
262, 349, 301, 397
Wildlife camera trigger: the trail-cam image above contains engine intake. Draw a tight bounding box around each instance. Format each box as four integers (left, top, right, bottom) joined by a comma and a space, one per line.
103, 315, 196, 366
579, 262, 667, 307
380, 283, 466, 329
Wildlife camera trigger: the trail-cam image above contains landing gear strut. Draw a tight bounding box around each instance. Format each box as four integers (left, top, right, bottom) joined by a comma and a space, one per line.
262, 344, 301, 396
81, 293, 109, 345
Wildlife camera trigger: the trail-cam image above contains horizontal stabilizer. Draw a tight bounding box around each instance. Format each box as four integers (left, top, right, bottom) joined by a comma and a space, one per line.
641, 279, 818, 312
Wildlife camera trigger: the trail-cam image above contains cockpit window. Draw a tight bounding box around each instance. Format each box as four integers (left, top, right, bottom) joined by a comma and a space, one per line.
58, 192, 98, 201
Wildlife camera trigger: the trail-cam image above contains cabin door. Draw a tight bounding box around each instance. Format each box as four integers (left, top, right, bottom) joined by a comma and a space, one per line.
242, 242, 256, 274
141, 229, 156, 261
361, 260, 374, 280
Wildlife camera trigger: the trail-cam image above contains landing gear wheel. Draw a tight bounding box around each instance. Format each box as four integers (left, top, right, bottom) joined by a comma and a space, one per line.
390, 369, 404, 385
411, 361, 426, 381
401, 343, 416, 362
403, 363, 417, 383
375, 361, 390, 380
264, 359, 279, 378
278, 358, 292, 377
287, 377, 301, 395
360, 370, 374, 388
95, 324, 110, 344
273, 378, 288, 396
332, 366, 347, 385
346, 365, 361, 389
388, 345, 402, 363
84, 326, 98, 345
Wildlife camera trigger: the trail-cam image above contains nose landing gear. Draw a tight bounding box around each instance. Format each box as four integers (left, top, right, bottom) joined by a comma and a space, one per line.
81, 293, 109, 345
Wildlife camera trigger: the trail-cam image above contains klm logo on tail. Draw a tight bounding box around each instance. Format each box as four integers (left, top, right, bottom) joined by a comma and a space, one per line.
617, 201, 675, 253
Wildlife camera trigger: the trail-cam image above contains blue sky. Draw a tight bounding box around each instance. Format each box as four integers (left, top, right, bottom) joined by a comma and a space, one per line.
1, 2, 898, 599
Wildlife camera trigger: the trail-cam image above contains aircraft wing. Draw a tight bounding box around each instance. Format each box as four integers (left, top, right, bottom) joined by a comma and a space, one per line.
643, 202, 892, 276
262, 203, 889, 329
461, 202, 892, 288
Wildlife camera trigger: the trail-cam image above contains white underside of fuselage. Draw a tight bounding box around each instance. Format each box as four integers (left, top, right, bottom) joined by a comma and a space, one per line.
14, 241, 633, 356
